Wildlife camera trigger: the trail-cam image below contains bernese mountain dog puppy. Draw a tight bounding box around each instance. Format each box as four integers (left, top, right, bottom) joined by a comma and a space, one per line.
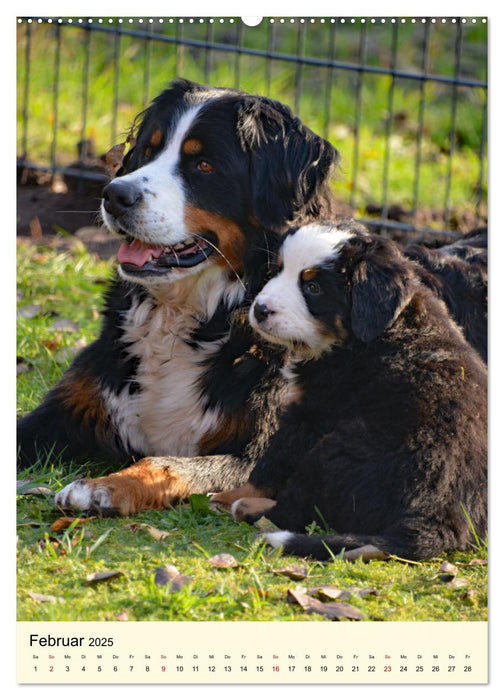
17, 78, 339, 514
210, 222, 487, 561
404, 228, 487, 363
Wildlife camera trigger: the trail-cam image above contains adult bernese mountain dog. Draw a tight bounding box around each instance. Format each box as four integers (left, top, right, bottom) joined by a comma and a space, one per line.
17, 78, 340, 514
210, 222, 487, 561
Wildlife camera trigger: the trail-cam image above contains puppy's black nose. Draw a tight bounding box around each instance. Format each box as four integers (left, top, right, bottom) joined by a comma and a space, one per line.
253, 302, 273, 323
103, 180, 142, 218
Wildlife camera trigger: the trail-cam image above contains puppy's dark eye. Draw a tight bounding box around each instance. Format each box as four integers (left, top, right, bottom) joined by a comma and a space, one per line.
304, 281, 322, 296
197, 160, 214, 174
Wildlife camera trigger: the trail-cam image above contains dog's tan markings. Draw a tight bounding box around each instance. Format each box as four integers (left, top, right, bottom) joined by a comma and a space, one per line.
232, 497, 277, 522
184, 205, 246, 276
150, 128, 163, 147
301, 268, 318, 282
57, 370, 112, 440
82, 458, 193, 516
182, 137, 203, 155
332, 315, 349, 344
210, 482, 273, 512
198, 411, 252, 455
105, 143, 126, 175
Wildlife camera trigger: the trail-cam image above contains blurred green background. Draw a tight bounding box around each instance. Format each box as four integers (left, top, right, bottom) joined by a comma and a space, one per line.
17, 17, 488, 233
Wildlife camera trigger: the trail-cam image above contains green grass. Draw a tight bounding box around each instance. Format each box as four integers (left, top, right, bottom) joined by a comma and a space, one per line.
17, 20, 487, 224
17, 240, 111, 413
16, 242, 488, 622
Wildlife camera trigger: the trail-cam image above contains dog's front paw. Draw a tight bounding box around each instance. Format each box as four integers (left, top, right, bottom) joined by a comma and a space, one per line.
54, 458, 195, 516
55, 479, 117, 516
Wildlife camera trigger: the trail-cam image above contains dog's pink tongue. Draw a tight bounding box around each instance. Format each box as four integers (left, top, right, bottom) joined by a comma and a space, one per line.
117, 240, 164, 266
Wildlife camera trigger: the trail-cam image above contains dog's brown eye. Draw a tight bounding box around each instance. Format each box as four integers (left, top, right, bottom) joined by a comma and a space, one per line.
304, 281, 322, 296
197, 160, 214, 174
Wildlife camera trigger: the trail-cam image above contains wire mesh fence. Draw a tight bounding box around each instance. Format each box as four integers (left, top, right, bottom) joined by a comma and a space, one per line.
16, 16, 488, 239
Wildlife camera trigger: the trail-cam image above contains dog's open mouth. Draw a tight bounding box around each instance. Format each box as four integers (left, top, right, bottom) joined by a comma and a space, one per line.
117, 234, 215, 276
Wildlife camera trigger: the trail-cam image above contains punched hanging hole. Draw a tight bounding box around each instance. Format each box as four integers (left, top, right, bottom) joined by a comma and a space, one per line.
241, 17, 263, 27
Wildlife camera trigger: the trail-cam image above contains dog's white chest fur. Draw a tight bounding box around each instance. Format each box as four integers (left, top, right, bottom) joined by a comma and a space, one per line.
104, 288, 224, 457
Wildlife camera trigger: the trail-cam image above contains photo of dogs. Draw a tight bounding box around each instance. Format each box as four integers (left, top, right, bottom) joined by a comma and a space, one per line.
210, 222, 487, 561
16, 17, 489, 658
17, 80, 487, 561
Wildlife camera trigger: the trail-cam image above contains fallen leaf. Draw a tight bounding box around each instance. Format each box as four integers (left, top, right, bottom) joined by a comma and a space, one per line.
254, 517, 281, 532
439, 561, 458, 576
42, 336, 63, 351
17, 479, 33, 489
51, 516, 95, 532
287, 587, 364, 621
154, 565, 192, 591
143, 524, 172, 541
469, 559, 487, 566
116, 611, 129, 621
105, 143, 125, 174
352, 586, 379, 598
208, 553, 239, 568
309, 586, 351, 601
124, 522, 172, 541
460, 588, 477, 599
21, 485, 54, 496
272, 565, 308, 581
248, 586, 268, 598
28, 591, 64, 604
85, 571, 122, 584
447, 577, 470, 589
17, 304, 42, 319
437, 561, 458, 583
342, 545, 389, 562
50, 319, 80, 332
29, 216, 43, 241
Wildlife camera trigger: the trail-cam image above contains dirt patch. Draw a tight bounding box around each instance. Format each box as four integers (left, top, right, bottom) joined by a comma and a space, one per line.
17, 179, 120, 259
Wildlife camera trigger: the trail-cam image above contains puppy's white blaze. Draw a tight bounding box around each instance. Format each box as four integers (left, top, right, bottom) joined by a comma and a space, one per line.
263, 530, 294, 549
282, 223, 352, 272
102, 105, 203, 244
250, 225, 352, 355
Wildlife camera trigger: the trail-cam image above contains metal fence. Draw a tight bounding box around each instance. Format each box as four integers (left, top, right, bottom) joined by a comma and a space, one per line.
17, 16, 488, 239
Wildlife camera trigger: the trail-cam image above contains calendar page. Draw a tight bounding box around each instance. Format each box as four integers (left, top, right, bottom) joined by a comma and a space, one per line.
16, 10, 489, 688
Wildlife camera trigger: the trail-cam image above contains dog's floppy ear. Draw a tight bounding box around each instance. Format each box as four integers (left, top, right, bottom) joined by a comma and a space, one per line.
237, 97, 339, 233
350, 240, 415, 343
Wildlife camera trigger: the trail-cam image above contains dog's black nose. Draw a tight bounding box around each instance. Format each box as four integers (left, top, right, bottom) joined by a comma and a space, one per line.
253, 302, 273, 323
103, 180, 142, 218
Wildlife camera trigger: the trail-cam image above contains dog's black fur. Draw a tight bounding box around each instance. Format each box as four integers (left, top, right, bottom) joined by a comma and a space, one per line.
224, 224, 487, 560
17, 79, 487, 525
404, 228, 487, 362
17, 79, 340, 512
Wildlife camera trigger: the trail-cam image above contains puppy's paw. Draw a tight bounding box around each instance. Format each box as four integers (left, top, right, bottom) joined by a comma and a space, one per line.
231, 497, 277, 524
209, 482, 273, 514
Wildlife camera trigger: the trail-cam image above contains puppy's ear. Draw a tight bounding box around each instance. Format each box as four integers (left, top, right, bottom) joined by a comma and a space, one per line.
350, 241, 415, 342
237, 98, 339, 233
